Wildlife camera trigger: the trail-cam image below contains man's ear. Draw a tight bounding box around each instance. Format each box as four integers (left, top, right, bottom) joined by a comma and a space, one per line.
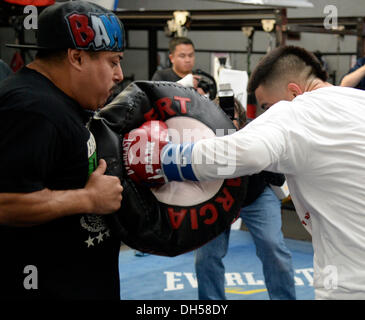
168, 53, 174, 65
67, 49, 83, 71
287, 82, 303, 98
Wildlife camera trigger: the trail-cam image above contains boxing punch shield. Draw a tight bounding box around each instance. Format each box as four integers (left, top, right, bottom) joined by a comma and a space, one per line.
88, 81, 248, 257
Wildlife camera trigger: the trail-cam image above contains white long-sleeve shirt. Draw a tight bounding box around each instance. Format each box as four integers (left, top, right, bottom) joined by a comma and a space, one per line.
192, 86, 365, 299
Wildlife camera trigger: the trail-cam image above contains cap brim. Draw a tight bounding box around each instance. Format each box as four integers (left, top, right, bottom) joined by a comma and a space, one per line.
6, 43, 49, 50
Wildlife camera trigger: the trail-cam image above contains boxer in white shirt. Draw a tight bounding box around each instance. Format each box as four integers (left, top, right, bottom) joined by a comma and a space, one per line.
124, 46, 365, 299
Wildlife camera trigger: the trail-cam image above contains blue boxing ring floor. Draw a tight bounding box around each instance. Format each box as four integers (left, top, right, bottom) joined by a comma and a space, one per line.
119, 230, 314, 300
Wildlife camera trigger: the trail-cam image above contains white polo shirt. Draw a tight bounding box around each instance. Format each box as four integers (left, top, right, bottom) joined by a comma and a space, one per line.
192, 86, 365, 299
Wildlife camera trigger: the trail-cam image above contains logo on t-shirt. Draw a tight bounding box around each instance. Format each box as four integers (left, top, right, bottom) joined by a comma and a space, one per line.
87, 132, 97, 176
80, 215, 111, 248
82, 131, 111, 248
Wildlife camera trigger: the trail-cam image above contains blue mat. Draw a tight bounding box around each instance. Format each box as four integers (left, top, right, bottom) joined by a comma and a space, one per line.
119, 230, 314, 300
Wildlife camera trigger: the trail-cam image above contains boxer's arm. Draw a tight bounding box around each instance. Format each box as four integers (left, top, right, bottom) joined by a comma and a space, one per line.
124, 119, 286, 185
0, 159, 123, 227
183, 103, 290, 181
190, 131, 273, 181
159, 127, 278, 182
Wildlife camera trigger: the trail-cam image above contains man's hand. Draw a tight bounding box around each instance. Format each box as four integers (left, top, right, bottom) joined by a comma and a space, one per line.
85, 159, 123, 214
193, 74, 209, 96
192, 74, 201, 88
0, 160, 123, 226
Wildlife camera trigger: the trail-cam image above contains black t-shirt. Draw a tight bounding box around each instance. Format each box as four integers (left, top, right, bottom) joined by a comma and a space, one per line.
151, 68, 182, 82
0, 67, 121, 299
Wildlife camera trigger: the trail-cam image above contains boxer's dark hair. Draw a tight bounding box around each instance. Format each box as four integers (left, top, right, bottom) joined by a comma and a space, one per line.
169, 37, 195, 54
247, 46, 328, 93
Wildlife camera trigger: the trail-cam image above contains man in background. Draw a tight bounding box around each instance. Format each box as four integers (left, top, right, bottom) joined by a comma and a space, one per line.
152, 37, 206, 95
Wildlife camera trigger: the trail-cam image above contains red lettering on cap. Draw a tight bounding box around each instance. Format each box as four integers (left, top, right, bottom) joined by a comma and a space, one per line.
215, 187, 234, 212
155, 97, 176, 120
174, 96, 190, 114
67, 14, 95, 48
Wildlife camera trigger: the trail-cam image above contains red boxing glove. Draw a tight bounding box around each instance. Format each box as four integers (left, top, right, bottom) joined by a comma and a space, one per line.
123, 120, 170, 186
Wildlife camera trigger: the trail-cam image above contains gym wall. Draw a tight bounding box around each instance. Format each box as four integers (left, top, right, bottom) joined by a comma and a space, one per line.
118, 0, 364, 85
0, 0, 363, 85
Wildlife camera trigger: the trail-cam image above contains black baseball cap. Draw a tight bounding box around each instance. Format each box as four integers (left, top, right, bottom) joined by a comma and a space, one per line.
6, 0, 125, 52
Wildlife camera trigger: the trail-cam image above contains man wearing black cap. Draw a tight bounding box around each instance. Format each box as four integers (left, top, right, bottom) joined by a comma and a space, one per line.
0, 1, 125, 299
